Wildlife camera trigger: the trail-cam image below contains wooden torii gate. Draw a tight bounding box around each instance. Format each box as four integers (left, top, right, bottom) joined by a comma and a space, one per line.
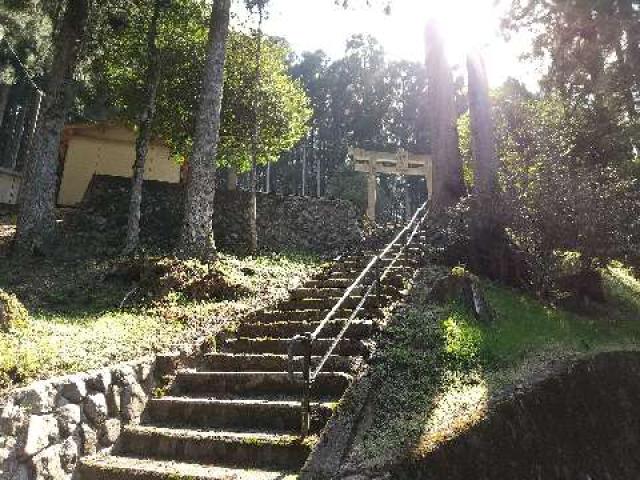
349, 147, 433, 222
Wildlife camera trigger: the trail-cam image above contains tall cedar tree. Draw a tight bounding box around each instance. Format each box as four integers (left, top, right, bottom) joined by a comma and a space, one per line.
13, 0, 90, 255
467, 51, 505, 279
177, 0, 231, 259
424, 20, 465, 211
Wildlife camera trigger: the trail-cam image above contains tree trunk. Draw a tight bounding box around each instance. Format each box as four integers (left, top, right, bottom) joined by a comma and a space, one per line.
248, 5, 264, 255
177, 0, 231, 260
0, 83, 11, 130
16, 88, 44, 172
13, 0, 89, 256
425, 20, 465, 211
123, 0, 163, 255
467, 51, 498, 195
227, 168, 237, 190
6, 102, 26, 169
266, 161, 271, 193
467, 51, 509, 281
301, 144, 307, 196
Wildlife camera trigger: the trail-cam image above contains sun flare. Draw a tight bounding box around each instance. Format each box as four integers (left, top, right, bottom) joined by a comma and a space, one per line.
423, 0, 502, 65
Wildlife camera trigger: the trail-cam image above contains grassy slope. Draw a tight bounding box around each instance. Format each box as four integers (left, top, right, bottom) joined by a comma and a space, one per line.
0, 252, 324, 394
346, 264, 640, 472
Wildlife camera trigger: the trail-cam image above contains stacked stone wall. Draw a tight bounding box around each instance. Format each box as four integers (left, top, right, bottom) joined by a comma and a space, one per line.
75, 175, 363, 256
0, 359, 156, 480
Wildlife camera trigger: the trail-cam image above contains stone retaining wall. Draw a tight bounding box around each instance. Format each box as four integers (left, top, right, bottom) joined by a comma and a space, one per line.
74, 175, 363, 256
0, 358, 157, 480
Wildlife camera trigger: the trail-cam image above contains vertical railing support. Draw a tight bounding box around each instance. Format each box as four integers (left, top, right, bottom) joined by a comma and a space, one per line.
404, 236, 410, 273
374, 256, 381, 306
301, 332, 312, 436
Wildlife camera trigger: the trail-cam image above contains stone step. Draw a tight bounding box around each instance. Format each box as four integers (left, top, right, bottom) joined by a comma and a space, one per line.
290, 287, 355, 299
237, 319, 373, 339
277, 296, 390, 312
290, 285, 401, 300
224, 337, 370, 356
203, 353, 360, 373
145, 397, 334, 432
117, 425, 311, 471
78, 455, 297, 480
249, 307, 384, 324
173, 371, 352, 398
305, 278, 354, 288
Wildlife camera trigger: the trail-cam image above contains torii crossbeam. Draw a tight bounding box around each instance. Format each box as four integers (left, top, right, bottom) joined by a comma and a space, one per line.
349, 147, 433, 222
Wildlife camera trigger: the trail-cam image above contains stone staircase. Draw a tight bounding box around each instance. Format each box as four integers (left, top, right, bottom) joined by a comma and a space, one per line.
77, 242, 425, 479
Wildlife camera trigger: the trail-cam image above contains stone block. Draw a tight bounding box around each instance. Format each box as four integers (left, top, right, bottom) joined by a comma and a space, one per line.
86, 370, 111, 393
59, 375, 87, 403
79, 424, 97, 457
21, 414, 59, 458
120, 383, 147, 424
99, 418, 121, 447
60, 435, 80, 473
83, 393, 108, 426
1, 401, 27, 437
112, 365, 137, 387
106, 384, 121, 418
14, 382, 56, 414
57, 404, 81, 438
32, 444, 66, 480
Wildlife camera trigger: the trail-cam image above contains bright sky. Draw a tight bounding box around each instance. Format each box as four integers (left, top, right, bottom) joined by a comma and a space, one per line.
234, 0, 542, 90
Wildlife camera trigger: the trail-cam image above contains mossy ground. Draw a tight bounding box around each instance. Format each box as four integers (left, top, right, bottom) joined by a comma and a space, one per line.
0, 249, 324, 395
346, 263, 640, 472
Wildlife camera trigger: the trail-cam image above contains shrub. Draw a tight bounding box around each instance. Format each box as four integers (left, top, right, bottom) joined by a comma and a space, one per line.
436, 162, 639, 303
0, 289, 29, 332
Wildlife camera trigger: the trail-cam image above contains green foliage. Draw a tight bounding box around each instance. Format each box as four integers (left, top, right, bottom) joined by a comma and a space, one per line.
325, 163, 367, 214
352, 266, 640, 467
92, 0, 311, 170
274, 35, 430, 215
0, 288, 29, 332
502, 1, 640, 165
455, 80, 640, 295
218, 33, 312, 170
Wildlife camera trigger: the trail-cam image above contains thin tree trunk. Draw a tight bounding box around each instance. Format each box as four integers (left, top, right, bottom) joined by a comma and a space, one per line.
301, 144, 306, 196
0, 84, 10, 130
178, 0, 231, 260
249, 5, 264, 255
425, 20, 465, 211
13, 0, 89, 256
123, 0, 163, 255
266, 161, 271, 193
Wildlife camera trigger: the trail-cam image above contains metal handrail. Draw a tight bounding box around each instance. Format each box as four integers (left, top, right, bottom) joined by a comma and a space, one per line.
290, 200, 431, 435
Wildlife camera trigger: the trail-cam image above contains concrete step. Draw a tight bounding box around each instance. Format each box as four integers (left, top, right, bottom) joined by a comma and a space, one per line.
173, 371, 352, 398
224, 337, 371, 356
202, 353, 360, 373
78, 455, 297, 480
145, 397, 334, 432
117, 425, 311, 471
237, 319, 373, 339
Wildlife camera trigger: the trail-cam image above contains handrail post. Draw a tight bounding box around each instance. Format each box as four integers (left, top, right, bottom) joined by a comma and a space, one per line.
374, 256, 381, 306
404, 234, 410, 273
301, 332, 312, 436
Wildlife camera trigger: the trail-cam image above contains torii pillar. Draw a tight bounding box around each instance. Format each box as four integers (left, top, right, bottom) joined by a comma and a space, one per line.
350, 147, 433, 223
